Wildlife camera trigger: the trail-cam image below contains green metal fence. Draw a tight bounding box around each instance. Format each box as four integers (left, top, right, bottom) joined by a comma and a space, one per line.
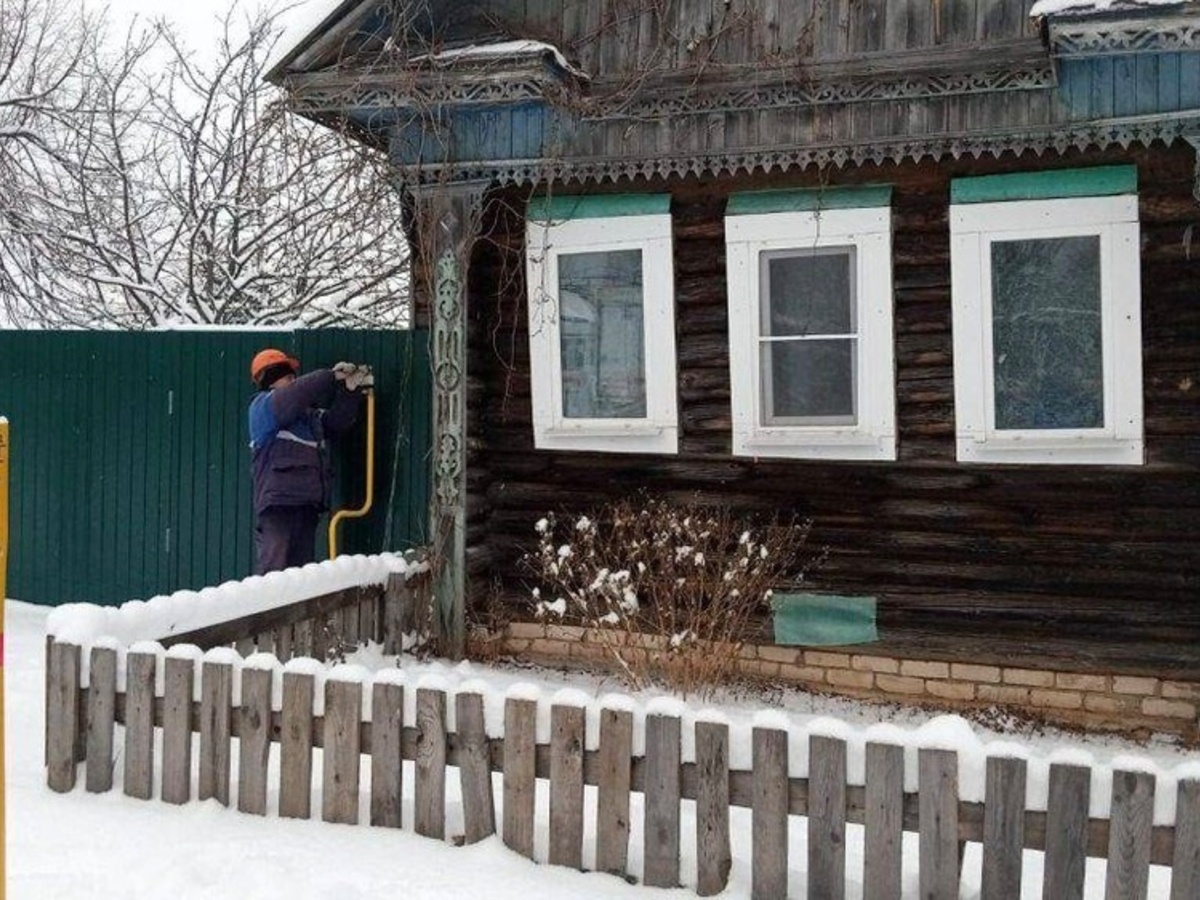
0, 329, 431, 606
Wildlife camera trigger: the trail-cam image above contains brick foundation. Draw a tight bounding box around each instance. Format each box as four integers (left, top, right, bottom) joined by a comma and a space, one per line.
472, 622, 1200, 742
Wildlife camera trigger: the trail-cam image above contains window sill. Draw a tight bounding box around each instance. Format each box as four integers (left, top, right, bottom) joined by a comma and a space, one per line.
535, 422, 678, 455
956, 436, 1144, 466
735, 430, 896, 462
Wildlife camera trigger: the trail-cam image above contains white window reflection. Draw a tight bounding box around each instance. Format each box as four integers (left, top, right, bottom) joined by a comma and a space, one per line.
558, 250, 646, 419
990, 236, 1103, 430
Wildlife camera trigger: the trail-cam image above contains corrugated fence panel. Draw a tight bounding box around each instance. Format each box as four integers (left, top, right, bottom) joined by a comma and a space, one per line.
0, 329, 431, 606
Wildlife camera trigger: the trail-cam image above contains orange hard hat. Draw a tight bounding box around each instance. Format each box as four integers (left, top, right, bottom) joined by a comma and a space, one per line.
250, 348, 299, 386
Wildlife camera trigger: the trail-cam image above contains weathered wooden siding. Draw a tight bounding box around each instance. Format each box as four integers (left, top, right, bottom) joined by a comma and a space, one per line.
464, 142, 1200, 672
434, 0, 1042, 62
1056, 53, 1200, 120
384, 0, 1052, 167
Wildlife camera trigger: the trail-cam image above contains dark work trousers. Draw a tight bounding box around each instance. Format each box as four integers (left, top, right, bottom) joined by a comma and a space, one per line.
254, 506, 321, 574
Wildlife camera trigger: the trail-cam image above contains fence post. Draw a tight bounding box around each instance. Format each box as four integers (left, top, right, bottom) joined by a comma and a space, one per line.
1044, 763, 1089, 900
982, 756, 1027, 900
46, 641, 81, 793
279, 670, 315, 820
752, 727, 789, 900
1171, 779, 1200, 900
199, 659, 233, 805
238, 666, 274, 816
549, 703, 585, 869
322, 676, 363, 825
370, 682, 404, 828
123, 650, 157, 801
864, 742, 904, 900
1105, 769, 1154, 900
161, 655, 195, 804
644, 714, 682, 888
456, 691, 495, 843
695, 720, 731, 897
382, 573, 411, 655
597, 708, 634, 879
503, 697, 537, 859
919, 748, 960, 899
809, 735, 846, 897
85, 647, 118, 794
414, 687, 447, 839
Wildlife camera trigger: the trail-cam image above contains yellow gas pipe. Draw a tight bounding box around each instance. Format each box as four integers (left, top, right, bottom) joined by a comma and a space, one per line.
328, 388, 375, 560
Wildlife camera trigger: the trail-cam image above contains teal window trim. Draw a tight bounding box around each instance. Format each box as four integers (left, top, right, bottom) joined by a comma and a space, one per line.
527, 193, 670, 222
951, 165, 1137, 205
726, 184, 893, 216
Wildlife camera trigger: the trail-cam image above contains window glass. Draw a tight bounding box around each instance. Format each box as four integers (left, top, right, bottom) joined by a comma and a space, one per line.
760, 247, 857, 425
990, 236, 1103, 430
557, 249, 646, 419
761, 339, 856, 423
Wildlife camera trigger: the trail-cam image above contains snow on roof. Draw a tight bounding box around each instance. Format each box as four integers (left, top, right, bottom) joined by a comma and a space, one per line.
1031, 0, 1187, 16
265, 0, 355, 77
411, 39, 590, 80
266, 1, 590, 83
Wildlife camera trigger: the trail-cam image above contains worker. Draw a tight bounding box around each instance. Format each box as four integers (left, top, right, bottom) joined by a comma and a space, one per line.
248, 348, 374, 574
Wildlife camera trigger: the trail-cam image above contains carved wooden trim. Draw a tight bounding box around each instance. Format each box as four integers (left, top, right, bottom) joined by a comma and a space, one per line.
289, 42, 1053, 118
392, 113, 1200, 188
1048, 14, 1200, 56
581, 65, 1053, 121
410, 180, 488, 659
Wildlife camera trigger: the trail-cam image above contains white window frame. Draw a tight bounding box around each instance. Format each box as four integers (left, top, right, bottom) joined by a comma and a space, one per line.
950, 194, 1143, 465
525, 209, 678, 454
725, 205, 896, 460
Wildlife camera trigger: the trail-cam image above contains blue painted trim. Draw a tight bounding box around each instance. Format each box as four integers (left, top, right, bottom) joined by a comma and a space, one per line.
951, 165, 1138, 204
726, 184, 893, 215
527, 194, 670, 221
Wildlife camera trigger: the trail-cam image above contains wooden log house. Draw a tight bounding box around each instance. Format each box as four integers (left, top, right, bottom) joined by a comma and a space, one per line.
270, 0, 1200, 734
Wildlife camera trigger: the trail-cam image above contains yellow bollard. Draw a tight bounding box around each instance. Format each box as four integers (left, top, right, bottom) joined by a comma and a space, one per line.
0, 416, 9, 900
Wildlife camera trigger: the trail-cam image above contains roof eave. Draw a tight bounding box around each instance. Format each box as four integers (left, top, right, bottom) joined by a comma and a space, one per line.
265, 0, 383, 85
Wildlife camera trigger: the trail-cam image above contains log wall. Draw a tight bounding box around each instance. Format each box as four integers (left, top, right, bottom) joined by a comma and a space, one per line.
464, 141, 1200, 667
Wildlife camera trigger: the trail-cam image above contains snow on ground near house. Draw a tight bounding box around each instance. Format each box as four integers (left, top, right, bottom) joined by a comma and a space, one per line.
11, 598, 1197, 898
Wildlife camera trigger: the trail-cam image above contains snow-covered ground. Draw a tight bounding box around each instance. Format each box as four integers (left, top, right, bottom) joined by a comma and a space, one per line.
9, 595, 1196, 898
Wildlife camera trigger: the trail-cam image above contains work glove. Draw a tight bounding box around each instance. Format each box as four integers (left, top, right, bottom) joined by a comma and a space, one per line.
332, 361, 358, 383
346, 364, 374, 392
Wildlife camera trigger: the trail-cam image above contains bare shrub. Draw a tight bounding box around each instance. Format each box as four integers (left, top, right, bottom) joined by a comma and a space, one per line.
524, 495, 823, 697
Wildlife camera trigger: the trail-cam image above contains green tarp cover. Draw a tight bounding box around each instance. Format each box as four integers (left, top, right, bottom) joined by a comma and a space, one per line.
772, 593, 878, 646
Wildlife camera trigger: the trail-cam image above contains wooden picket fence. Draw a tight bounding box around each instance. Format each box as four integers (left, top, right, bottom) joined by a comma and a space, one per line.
44, 576, 1200, 899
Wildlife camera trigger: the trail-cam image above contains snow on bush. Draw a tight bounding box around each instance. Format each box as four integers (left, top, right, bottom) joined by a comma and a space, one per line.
526, 495, 824, 697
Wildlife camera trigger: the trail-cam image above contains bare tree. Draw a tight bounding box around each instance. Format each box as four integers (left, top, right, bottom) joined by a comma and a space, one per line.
2, 3, 410, 328
0, 0, 98, 321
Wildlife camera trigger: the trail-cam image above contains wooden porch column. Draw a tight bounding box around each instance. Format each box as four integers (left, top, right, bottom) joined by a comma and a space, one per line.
411, 181, 487, 659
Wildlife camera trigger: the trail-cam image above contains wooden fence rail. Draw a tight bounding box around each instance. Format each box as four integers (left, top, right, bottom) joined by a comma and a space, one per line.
45, 636, 1200, 900
43, 570, 432, 768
